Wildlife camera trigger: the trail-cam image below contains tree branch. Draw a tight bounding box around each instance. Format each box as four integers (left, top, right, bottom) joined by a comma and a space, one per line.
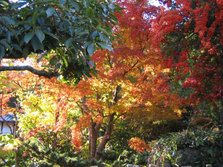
123, 60, 139, 77
112, 85, 122, 104
0, 66, 59, 78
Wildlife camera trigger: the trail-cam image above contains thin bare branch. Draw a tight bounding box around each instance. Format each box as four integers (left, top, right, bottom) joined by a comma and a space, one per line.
0, 66, 59, 78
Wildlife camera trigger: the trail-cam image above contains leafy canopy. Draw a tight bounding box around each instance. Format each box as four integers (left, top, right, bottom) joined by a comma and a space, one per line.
0, 0, 117, 80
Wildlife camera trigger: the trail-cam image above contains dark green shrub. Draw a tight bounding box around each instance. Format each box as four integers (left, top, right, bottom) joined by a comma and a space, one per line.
148, 129, 223, 166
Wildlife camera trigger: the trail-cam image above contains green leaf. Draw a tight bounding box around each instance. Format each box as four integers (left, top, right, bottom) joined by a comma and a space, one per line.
64, 38, 73, 48
12, 44, 22, 52
98, 42, 113, 51
78, 30, 89, 37
35, 29, 45, 43
91, 31, 98, 39
44, 31, 59, 41
108, 4, 115, 10
31, 36, 44, 51
97, 25, 110, 36
72, 2, 79, 11
46, 7, 56, 17
24, 32, 34, 43
0, 39, 11, 49
127, 75, 137, 83
60, 0, 66, 5
86, 7, 94, 16
99, 33, 109, 42
0, 1, 9, 8
87, 43, 95, 55
0, 45, 5, 59
61, 56, 68, 68
1, 16, 16, 25
11, 2, 27, 10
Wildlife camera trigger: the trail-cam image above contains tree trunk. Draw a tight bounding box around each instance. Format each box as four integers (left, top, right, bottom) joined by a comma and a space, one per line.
89, 122, 97, 158
89, 122, 101, 159
95, 113, 115, 160
89, 85, 121, 160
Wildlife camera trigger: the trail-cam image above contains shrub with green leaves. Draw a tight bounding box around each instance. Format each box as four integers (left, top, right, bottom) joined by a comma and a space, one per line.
148, 129, 223, 166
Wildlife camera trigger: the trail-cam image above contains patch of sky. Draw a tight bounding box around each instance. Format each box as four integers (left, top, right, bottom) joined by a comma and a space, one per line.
149, 0, 161, 6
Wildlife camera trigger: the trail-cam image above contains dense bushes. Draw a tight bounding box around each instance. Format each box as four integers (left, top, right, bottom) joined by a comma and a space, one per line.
148, 129, 223, 166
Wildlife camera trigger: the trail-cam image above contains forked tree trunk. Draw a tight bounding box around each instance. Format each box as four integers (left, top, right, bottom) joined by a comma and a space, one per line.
95, 113, 115, 160
89, 113, 115, 160
88, 85, 121, 160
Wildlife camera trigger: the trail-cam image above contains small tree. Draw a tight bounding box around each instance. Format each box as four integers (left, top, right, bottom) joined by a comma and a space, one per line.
71, 0, 183, 159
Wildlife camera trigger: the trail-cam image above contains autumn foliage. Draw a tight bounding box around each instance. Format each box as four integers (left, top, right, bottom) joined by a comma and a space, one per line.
128, 137, 151, 153
0, 0, 222, 165
155, 0, 223, 103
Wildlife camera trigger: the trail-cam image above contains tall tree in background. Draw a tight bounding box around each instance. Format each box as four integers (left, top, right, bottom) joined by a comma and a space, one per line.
151, 0, 223, 104
152, 0, 223, 127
